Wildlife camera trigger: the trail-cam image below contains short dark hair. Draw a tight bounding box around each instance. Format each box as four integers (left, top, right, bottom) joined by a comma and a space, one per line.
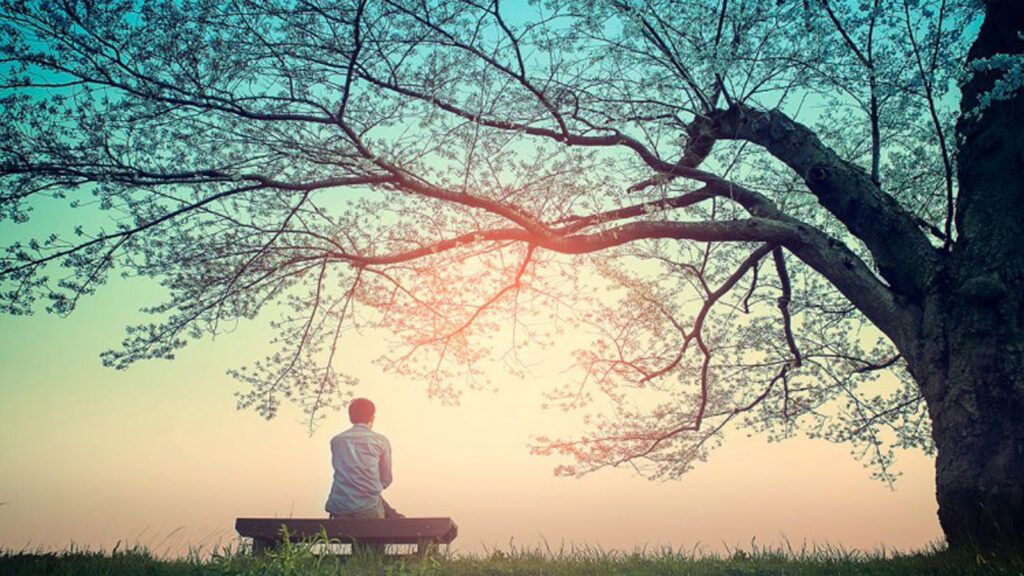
348, 398, 376, 424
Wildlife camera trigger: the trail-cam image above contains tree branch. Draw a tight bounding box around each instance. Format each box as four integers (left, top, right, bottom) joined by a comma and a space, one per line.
707, 104, 938, 301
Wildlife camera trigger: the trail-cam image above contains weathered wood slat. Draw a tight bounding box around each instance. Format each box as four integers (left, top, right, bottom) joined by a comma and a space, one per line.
235, 517, 458, 546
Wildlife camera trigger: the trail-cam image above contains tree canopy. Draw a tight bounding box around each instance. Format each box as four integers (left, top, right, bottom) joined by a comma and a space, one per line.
0, 0, 1010, 486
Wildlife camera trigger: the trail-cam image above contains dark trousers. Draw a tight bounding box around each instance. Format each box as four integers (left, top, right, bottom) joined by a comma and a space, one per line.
328, 497, 404, 520
329, 497, 404, 555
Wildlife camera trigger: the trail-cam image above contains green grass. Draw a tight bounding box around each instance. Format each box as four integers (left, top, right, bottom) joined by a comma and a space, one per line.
2, 538, 1023, 576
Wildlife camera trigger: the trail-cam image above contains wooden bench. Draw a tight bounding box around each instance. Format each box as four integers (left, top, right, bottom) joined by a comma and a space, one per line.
235, 517, 458, 556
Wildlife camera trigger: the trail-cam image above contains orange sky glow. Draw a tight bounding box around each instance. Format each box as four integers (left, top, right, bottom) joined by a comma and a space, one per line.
0, 271, 942, 557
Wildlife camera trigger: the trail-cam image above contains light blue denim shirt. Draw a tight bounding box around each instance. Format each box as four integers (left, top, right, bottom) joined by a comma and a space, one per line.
324, 424, 393, 515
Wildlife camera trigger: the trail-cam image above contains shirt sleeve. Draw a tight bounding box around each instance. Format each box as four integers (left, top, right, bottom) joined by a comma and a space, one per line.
379, 436, 393, 489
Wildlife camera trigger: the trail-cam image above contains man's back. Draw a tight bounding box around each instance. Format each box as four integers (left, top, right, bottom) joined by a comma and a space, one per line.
325, 423, 393, 515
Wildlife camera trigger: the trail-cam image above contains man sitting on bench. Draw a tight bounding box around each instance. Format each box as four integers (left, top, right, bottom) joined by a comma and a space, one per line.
325, 398, 404, 520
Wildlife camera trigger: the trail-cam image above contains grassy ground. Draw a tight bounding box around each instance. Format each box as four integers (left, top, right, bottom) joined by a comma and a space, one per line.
2, 539, 1023, 575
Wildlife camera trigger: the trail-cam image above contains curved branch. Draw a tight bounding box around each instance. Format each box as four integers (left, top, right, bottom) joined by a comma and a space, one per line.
641, 243, 774, 384
338, 208, 913, 353
706, 104, 938, 301
357, 71, 718, 182
772, 247, 802, 367
0, 174, 392, 277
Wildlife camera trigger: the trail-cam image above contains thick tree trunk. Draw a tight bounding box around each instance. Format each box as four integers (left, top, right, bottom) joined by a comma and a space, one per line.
918, 0, 1024, 550
919, 327, 1024, 548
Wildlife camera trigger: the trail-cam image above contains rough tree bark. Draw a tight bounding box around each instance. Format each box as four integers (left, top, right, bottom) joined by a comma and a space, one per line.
914, 0, 1024, 549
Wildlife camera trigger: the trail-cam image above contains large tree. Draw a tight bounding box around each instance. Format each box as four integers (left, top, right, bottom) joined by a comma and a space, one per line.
1, 0, 1021, 549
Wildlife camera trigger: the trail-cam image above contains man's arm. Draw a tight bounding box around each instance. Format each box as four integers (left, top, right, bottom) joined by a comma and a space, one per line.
379, 437, 393, 489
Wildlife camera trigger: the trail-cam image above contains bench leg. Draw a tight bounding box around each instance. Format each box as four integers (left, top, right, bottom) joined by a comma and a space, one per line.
416, 539, 433, 558
251, 537, 276, 555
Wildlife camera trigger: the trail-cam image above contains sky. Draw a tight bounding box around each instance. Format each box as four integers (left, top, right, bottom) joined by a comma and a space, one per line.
0, 0, 960, 559
0, 272, 941, 557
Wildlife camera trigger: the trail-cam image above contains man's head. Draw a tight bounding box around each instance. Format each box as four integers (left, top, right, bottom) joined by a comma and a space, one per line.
348, 398, 376, 426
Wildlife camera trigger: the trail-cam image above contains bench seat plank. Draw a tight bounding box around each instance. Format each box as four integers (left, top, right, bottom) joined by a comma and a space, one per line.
235, 517, 458, 545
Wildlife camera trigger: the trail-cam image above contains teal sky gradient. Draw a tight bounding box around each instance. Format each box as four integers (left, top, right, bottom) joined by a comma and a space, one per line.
0, 0, 966, 557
